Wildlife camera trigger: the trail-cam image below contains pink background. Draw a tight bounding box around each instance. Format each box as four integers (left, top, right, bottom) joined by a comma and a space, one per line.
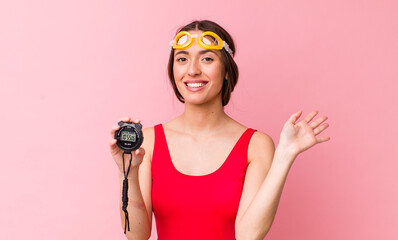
1, 0, 397, 239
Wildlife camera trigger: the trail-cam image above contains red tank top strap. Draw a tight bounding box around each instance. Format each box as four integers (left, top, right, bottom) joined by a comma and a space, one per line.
153, 124, 166, 154
235, 128, 257, 157
154, 123, 165, 146
152, 124, 171, 178
229, 128, 257, 179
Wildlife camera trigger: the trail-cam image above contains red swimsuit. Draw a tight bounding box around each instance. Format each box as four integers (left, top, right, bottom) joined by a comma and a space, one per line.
152, 124, 257, 240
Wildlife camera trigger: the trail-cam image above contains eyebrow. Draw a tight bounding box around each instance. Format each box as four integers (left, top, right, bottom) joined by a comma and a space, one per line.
174, 50, 217, 56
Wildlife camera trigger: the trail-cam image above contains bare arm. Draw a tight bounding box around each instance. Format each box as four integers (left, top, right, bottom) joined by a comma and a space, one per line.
110, 120, 154, 240
118, 166, 151, 240
236, 110, 330, 239
236, 148, 294, 240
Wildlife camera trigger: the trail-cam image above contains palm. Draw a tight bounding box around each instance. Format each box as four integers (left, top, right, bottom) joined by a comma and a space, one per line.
279, 110, 330, 158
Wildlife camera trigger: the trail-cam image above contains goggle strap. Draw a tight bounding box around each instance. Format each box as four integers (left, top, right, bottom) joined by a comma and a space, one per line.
223, 41, 234, 57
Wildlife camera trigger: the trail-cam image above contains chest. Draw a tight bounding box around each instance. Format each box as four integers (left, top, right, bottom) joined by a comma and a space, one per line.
165, 132, 245, 176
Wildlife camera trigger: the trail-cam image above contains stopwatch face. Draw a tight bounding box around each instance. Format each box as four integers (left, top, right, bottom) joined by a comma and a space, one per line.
114, 122, 143, 153
121, 131, 136, 142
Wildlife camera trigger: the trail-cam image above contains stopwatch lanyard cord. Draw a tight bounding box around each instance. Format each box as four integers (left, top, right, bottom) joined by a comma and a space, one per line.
122, 152, 133, 234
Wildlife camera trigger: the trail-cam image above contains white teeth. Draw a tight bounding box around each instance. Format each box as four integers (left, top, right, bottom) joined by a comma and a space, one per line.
186, 82, 206, 88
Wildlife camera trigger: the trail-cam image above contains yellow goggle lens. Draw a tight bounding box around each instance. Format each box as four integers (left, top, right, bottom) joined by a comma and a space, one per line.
198, 31, 223, 50
172, 31, 194, 49
172, 31, 223, 49
170, 30, 233, 57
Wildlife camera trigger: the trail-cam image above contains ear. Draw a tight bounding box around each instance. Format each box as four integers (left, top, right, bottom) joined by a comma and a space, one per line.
225, 72, 229, 80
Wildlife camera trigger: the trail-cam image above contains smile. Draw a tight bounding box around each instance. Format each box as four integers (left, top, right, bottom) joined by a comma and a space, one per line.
183, 81, 208, 92
185, 82, 207, 88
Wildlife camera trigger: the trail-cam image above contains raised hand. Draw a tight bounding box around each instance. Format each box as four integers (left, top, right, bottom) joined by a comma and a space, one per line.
278, 110, 330, 159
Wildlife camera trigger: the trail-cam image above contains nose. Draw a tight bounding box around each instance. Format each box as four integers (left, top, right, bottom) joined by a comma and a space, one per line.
187, 57, 201, 76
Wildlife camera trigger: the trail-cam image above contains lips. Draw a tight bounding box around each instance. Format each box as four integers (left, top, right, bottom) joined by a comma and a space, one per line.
183, 80, 209, 84
183, 80, 208, 92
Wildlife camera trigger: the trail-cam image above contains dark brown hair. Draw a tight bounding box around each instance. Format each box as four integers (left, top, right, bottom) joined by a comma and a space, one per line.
167, 19, 238, 107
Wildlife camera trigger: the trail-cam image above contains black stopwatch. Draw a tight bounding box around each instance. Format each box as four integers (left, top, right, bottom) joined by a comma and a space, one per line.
114, 121, 144, 234
114, 121, 143, 153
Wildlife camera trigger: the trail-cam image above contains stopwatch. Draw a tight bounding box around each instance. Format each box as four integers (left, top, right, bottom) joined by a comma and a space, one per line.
114, 121, 143, 153
113, 120, 144, 234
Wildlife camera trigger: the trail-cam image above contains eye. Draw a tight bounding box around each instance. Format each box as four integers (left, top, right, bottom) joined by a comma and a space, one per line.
203, 57, 214, 62
176, 57, 187, 62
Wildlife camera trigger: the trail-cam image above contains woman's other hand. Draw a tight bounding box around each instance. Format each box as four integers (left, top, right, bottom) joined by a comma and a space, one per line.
278, 110, 330, 160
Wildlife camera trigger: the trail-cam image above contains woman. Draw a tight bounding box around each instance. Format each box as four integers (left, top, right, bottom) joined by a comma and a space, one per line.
109, 19, 330, 240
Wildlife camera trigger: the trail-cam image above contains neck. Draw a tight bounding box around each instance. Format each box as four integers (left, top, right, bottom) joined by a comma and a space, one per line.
177, 98, 230, 135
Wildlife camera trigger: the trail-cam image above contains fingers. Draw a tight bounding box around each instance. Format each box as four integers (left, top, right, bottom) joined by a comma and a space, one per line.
132, 119, 141, 124
316, 135, 331, 143
118, 116, 130, 122
110, 125, 120, 138
111, 117, 142, 137
134, 147, 145, 157
310, 115, 328, 129
314, 122, 329, 135
109, 138, 120, 155
303, 110, 319, 123
295, 110, 328, 127
289, 110, 302, 124
117, 116, 141, 124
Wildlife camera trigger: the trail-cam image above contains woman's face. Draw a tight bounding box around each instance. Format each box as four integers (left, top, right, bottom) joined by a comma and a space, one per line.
173, 30, 227, 106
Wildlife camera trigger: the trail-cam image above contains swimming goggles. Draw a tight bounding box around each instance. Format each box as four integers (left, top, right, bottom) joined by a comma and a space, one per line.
170, 31, 234, 57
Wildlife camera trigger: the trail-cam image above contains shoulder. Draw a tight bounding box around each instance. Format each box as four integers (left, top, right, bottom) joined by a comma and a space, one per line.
141, 126, 155, 162
247, 130, 275, 165
226, 118, 275, 164
249, 130, 274, 148
142, 126, 155, 140
231, 118, 274, 153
